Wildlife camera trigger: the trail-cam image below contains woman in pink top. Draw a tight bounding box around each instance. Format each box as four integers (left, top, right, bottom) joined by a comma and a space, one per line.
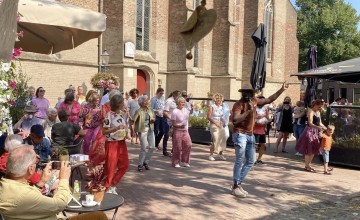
32, 87, 50, 120
171, 97, 192, 168
58, 92, 81, 124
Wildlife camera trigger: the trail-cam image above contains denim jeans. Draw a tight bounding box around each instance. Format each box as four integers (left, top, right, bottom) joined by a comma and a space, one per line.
138, 127, 155, 165
162, 118, 170, 154
232, 132, 256, 185
293, 124, 306, 140
154, 116, 164, 147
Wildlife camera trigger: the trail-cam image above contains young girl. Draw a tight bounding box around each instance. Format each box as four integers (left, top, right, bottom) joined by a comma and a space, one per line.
133, 95, 156, 171
102, 95, 129, 195
320, 125, 335, 175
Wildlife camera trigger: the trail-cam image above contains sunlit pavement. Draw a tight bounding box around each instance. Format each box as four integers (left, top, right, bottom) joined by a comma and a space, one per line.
97, 133, 360, 220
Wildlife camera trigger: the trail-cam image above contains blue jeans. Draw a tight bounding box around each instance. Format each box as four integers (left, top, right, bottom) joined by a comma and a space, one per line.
162, 118, 170, 154
293, 124, 306, 140
232, 132, 256, 185
154, 116, 164, 147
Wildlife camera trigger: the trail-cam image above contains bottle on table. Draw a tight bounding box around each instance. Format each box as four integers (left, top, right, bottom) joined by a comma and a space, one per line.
73, 180, 81, 200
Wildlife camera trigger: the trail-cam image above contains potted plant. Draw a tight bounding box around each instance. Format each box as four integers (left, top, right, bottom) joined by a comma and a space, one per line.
90, 72, 119, 90
188, 116, 212, 145
85, 165, 106, 203
58, 147, 69, 161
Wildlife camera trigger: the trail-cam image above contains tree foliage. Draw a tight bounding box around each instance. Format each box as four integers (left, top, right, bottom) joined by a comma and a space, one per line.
296, 0, 360, 71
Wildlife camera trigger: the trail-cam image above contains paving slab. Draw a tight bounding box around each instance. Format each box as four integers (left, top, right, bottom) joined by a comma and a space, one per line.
90, 135, 360, 220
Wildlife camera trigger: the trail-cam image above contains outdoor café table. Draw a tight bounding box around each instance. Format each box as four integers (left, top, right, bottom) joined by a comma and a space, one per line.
64, 193, 124, 220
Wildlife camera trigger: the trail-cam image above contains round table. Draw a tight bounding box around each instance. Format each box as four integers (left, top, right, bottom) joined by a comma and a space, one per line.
64, 193, 124, 220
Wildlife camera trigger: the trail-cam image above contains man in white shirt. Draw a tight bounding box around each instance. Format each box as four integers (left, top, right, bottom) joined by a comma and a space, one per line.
162, 90, 181, 156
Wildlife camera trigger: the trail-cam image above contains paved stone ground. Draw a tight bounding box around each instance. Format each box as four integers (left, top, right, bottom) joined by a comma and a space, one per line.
82, 133, 360, 220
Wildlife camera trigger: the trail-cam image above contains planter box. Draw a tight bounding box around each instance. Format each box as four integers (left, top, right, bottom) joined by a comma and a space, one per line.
329, 146, 360, 168
188, 127, 234, 146
188, 127, 212, 145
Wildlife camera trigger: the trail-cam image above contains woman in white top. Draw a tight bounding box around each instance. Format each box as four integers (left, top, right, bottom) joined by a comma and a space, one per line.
207, 93, 227, 161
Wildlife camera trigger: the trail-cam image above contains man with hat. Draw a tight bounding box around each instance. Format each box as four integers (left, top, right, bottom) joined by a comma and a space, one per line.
23, 124, 52, 162
230, 82, 288, 198
14, 103, 43, 137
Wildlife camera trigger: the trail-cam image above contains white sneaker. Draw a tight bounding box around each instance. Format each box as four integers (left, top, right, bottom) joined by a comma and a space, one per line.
231, 187, 247, 198
174, 164, 181, 168
238, 185, 248, 195
295, 152, 303, 156
111, 186, 118, 195
218, 155, 227, 161
209, 155, 216, 161
182, 163, 190, 167
106, 187, 113, 194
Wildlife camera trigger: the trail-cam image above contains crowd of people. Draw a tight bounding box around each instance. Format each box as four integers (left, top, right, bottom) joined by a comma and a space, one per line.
0, 80, 344, 219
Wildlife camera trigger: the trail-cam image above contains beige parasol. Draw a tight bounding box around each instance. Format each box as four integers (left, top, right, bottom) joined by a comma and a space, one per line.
15, 0, 106, 54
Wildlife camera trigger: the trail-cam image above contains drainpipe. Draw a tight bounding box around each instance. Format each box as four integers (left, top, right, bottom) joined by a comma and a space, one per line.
97, 0, 103, 72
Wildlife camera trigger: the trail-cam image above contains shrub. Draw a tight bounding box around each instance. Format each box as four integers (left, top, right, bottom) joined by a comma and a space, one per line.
189, 116, 209, 128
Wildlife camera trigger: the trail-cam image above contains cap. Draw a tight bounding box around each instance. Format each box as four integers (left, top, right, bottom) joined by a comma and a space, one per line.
24, 103, 37, 113
30, 124, 45, 138
238, 84, 255, 92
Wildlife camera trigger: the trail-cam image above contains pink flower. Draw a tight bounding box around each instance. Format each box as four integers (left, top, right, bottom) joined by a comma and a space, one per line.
11, 47, 22, 60
8, 100, 15, 106
9, 80, 16, 90
17, 31, 24, 38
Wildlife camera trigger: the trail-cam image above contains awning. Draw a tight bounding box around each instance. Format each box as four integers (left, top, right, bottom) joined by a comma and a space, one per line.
291, 57, 360, 83
15, 0, 106, 54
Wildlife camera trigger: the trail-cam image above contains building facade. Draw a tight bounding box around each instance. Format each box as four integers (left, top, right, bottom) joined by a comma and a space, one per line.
19, 0, 300, 105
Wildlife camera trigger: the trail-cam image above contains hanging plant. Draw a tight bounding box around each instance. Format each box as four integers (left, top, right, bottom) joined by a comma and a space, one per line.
90, 72, 119, 89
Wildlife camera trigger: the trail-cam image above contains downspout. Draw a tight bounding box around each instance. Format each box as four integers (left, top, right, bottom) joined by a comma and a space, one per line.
98, 0, 103, 72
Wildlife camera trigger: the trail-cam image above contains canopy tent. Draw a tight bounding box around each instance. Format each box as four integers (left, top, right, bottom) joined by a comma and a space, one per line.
15, 0, 106, 54
291, 57, 360, 83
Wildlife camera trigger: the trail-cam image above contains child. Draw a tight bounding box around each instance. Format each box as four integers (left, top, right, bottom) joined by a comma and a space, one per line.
133, 95, 156, 171
320, 125, 335, 175
102, 95, 129, 194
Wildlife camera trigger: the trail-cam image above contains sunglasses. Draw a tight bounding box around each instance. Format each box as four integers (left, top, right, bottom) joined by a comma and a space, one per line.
39, 90, 45, 92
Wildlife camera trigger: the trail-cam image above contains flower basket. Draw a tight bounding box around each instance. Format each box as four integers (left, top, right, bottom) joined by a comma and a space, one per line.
91, 186, 106, 203
86, 165, 106, 202
90, 73, 119, 89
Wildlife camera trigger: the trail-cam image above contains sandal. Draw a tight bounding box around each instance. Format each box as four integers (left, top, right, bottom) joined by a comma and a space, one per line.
304, 167, 316, 173
327, 167, 334, 171
281, 150, 288, 153
324, 171, 332, 175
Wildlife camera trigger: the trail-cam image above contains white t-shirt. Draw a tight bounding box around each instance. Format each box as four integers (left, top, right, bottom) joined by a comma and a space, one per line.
103, 111, 127, 141
164, 97, 177, 122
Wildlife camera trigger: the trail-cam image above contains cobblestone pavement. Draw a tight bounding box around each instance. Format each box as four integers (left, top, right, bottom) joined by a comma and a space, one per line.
93, 135, 360, 220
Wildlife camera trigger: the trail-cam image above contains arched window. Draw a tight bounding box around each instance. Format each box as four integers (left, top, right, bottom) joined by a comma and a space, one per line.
136, 0, 150, 51
264, 0, 273, 60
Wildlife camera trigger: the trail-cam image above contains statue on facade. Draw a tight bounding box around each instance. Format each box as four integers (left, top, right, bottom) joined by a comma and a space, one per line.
180, 0, 217, 60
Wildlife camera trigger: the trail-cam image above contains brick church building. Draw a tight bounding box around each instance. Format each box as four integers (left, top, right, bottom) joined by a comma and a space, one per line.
19, 0, 299, 105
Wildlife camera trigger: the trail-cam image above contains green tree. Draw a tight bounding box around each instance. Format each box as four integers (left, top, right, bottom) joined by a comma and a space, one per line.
296, 0, 360, 71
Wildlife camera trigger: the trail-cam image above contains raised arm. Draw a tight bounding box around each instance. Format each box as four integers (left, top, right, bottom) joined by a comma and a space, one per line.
258, 81, 288, 106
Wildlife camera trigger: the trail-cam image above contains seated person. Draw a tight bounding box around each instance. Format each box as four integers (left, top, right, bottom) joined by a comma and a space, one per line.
51, 110, 85, 146
191, 103, 204, 117
13, 103, 43, 138
23, 124, 52, 162
0, 147, 107, 220
42, 107, 60, 139
0, 134, 23, 174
